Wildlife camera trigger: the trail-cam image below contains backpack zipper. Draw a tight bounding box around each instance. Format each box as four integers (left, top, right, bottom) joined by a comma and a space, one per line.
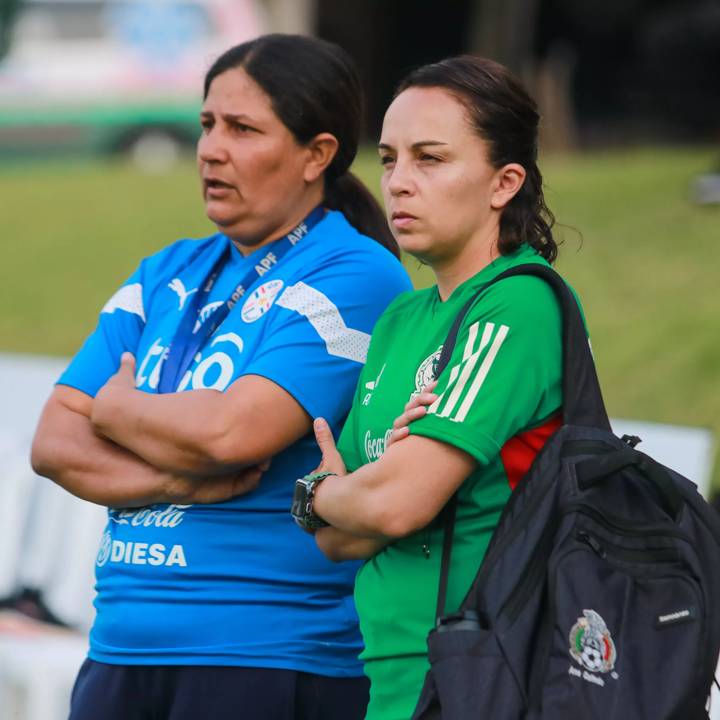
575, 530, 606, 558
575, 530, 683, 565
566, 503, 691, 544
500, 515, 689, 625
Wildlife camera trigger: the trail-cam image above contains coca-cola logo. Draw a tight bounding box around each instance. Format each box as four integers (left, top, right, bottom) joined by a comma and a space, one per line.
364, 428, 393, 462
109, 504, 191, 528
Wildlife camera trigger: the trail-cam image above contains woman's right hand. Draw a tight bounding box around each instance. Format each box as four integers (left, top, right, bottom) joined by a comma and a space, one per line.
386, 381, 438, 448
159, 460, 271, 505
312, 418, 347, 476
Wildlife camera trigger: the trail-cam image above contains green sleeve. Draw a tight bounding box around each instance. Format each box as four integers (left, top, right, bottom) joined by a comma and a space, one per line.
409, 275, 565, 464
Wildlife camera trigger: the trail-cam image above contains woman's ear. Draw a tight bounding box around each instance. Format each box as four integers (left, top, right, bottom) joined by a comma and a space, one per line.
490, 163, 526, 210
303, 133, 340, 183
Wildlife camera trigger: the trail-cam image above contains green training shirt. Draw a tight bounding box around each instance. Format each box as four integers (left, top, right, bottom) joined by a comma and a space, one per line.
337, 245, 570, 720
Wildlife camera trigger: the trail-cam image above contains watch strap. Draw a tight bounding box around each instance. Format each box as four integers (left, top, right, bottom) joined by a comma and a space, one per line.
294, 471, 336, 529
304, 471, 337, 484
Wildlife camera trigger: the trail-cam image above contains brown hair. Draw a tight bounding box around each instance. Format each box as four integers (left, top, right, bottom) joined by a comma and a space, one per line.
395, 55, 557, 263
205, 34, 399, 258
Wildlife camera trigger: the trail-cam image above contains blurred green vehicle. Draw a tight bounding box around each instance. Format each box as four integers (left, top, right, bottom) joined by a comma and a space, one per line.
0, 0, 265, 166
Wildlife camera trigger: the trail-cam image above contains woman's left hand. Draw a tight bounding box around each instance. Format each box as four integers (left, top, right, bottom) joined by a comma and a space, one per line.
386, 381, 438, 448
312, 417, 347, 476
92, 352, 138, 437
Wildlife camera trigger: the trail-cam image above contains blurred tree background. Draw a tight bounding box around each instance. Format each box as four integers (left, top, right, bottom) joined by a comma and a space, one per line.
317, 0, 720, 149
0, 0, 21, 58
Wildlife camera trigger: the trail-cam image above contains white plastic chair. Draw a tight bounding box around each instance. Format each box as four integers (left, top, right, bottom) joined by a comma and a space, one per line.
0, 353, 98, 720
0, 435, 36, 599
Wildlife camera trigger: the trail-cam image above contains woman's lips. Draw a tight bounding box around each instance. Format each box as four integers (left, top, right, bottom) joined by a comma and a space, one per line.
204, 178, 235, 198
391, 212, 417, 229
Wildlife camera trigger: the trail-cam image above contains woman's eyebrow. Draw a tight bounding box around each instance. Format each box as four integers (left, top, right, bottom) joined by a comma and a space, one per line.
200, 111, 260, 124
222, 113, 259, 124
411, 141, 449, 149
378, 141, 449, 151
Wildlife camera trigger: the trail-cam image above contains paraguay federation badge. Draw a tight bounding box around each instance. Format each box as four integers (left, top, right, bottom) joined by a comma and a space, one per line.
569, 609, 617, 674
241, 280, 285, 323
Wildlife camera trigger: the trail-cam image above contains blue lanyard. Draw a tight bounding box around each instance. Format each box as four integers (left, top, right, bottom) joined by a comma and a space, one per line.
157, 206, 325, 393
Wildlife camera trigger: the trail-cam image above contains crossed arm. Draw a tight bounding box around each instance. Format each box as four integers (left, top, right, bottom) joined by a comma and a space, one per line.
309, 383, 476, 562
89, 354, 311, 475
32, 385, 190, 508
32, 354, 311, 507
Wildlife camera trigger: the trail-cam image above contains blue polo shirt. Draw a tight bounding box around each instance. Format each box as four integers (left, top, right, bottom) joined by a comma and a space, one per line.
59, 211, 411, 674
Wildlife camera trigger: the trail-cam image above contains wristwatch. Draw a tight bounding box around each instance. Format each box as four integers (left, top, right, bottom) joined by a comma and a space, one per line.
291, 472, 336, 530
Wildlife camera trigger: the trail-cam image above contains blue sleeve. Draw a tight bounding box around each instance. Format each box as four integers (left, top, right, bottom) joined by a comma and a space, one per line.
241, 249, 411, 426
57, 238, 216, 397
58, 267, 148, 398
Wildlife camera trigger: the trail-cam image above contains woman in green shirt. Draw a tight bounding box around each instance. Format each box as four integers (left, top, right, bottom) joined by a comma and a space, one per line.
298, 56, 572, 719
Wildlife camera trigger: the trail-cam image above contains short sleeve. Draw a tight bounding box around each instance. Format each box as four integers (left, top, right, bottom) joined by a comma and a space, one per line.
409, 275, 564, 465
58, 268, 147, 397
240, 252, 411, 428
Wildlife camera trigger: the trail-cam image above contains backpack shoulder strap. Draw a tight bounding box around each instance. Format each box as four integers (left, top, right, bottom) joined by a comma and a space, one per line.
432, 291, 482, 621
437, 263, 610, 429
432, 262, 610, 622
490, 263, 610, 429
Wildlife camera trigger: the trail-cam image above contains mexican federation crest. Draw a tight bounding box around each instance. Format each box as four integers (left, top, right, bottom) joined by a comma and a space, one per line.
569, 609, 617, 674
414, 346, 443, 394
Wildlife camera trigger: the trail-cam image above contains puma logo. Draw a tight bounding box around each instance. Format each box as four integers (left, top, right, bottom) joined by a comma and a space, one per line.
168, 278, 198, 310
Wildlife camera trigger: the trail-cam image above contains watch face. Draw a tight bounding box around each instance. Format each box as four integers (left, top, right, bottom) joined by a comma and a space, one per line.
291, 479, 309, 519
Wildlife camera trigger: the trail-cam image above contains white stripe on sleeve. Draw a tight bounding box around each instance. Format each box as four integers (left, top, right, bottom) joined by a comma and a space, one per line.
452, 324, 509, 422
427, 363, 461, 414
101, 283, 145, 322
437, 322, 495, 418
276, 282, 370, 364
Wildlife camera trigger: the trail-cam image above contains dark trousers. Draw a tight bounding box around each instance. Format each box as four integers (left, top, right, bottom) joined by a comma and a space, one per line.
68, 659, 370, 720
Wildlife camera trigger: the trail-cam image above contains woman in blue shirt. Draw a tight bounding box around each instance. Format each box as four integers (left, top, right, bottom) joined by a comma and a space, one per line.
31, 34, 411, 720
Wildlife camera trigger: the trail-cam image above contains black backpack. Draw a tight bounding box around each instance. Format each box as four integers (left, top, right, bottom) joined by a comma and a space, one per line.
412, 263, 720, 720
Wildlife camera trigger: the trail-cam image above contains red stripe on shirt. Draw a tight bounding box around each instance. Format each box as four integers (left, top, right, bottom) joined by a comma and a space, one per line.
500, 413, 563, 490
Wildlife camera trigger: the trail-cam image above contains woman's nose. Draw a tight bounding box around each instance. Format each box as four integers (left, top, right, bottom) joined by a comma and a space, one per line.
197, 129, 229, 164
386, 158, 413, 197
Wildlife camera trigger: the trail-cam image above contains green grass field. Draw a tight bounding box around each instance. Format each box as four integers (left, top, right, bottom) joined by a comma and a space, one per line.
1, 147, 718, 490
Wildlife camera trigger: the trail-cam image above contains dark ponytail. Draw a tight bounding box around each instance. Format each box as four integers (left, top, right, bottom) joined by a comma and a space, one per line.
205, 34, 399, 258
395, 56, 557, 263
500, 163, 556, 263
324, 173, 397, 254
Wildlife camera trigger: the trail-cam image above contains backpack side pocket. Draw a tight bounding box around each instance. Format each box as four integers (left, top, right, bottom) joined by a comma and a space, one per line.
413, 614, 525, 720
